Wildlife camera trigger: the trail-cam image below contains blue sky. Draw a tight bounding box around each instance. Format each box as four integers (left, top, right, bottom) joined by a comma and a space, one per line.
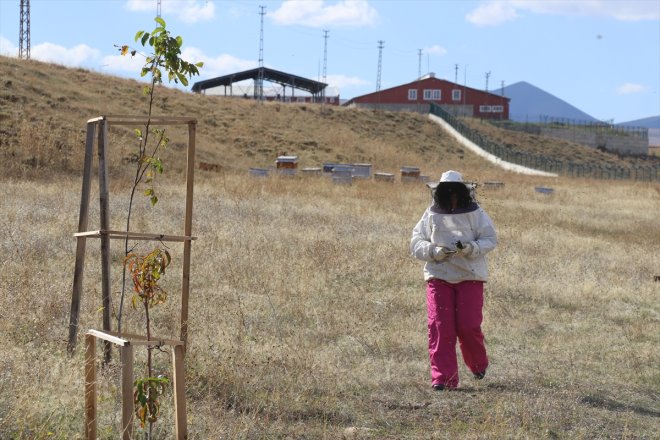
1, 0, 659, 123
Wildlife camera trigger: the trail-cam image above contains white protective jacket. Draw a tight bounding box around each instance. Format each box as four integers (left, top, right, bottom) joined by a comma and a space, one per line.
410, 202, 497, 283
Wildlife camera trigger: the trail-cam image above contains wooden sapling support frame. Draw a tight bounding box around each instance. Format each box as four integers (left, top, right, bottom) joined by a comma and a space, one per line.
68, 115, 197, 357
67, 115, 198, 437
85, 330, 187, 439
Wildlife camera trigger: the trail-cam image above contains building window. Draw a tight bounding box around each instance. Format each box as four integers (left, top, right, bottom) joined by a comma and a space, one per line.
408, 89, 417, 100
329, 97, 335, 103
491, 105, 503, 113
452, 89, 461, 101
297, 97, 306, 102
479, 105, 492, 112
423, 89, 441, 101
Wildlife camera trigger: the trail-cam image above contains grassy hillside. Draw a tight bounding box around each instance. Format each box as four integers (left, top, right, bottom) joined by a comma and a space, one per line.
0, 57, 658, 438
1, 55, 652, 183
0, 55, 486, 182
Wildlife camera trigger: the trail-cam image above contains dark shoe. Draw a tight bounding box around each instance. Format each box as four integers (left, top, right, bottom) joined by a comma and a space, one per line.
432, 384, 447, 391
473, 370, 486, 380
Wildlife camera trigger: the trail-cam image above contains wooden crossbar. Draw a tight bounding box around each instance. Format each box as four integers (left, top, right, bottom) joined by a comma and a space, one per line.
74, 230, 197, 242
87, 115, 197, 125
88, 329, 185, 347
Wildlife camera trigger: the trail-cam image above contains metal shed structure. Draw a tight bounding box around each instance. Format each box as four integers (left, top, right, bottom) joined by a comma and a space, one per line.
191, 67, 328, 102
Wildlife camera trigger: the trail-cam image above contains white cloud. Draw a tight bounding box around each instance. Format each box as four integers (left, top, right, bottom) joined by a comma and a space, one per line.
616, 83, 647, 95
424, 45, 448, 56
466, 0, 659, 26
102, 51, 147, 73
0, 35, 17, 57
466, 2, 519, 27
101, 46, 254, 82
125, 0, 215, 23
30, 42, 100, 67
271, 0, 378, 28
1, 34, 108, 70
325, 73, 369, 90
181, 47, 256, 77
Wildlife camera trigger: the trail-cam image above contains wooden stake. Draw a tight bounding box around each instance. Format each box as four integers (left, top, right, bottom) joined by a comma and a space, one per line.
172, 344, 188, 439
180, 121, 196, 350
98, 119, 112, 364
121, 344, 134, 440
68, 122, 96, 353
84, 334, 97, 439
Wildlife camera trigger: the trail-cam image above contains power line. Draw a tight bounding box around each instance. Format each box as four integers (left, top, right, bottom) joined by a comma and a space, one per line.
19, 0, 30, 60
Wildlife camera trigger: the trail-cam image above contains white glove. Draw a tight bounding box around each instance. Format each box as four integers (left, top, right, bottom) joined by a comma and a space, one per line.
432, 246, 455, 261
456, 241, 474, 257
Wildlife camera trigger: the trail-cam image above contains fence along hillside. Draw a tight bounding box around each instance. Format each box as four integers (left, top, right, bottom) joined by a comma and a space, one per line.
491, 116, 649, 156
429, 104, 660, 182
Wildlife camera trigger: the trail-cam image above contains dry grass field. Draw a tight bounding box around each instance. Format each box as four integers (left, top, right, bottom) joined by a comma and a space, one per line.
1, 57, 659, 438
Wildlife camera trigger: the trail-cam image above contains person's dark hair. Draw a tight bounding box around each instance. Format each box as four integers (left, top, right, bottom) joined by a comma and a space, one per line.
433, 182, 472, 210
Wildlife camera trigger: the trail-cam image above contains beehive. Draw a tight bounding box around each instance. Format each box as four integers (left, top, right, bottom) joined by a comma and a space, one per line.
249, 167, 270, 178
332, 165, 354, 185
400, 166, 421, 183
302, 167, 322, 176
352, 163, 372, 179
276, 155, 298, 176
374, 172, 395, 182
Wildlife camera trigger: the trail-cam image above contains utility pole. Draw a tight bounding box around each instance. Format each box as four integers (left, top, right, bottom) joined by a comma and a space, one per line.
485, 71, 491, 92
418, 49, 422, 78
376, 40, 384, 92
455, 64, 459, 84
19, 0, 30, 60
157, 0, 162, 17
322, 29, 329, 105
463, 65, 467, 116
500, 80, 505, 120
257, 5, 266, 101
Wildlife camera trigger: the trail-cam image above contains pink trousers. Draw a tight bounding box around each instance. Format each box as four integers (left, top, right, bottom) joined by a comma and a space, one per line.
426, 279, 488, 388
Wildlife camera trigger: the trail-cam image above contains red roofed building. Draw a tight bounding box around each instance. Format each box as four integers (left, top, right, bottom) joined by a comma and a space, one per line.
344, 73, 509, 120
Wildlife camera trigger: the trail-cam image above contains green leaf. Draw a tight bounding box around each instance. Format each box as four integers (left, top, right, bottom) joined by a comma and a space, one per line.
134, 30, 145, 43
150, 195, 158, 206
176, 36, 183, 47
134, 128, 142, 138
155, 16, 166, 28
195, 61, 204, 68
141, 32, 150, 47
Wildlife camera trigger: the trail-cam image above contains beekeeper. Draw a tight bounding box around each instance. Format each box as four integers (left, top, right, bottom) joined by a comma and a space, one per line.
410, 170, 497, 391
